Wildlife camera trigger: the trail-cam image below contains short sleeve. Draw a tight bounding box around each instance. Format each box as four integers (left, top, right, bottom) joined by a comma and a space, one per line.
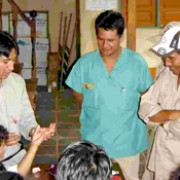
138, 55, 154, 92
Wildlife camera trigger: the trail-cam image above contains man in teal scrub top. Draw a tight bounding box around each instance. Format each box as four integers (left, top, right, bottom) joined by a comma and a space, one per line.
66, 10, 153, 180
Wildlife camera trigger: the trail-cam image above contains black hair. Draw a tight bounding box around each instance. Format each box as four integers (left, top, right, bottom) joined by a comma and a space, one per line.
0, 125, 8, 146
0, 171, 24, 180
95, 10, 125, 37
56, 140, 112, 180
0, 31, 19, 58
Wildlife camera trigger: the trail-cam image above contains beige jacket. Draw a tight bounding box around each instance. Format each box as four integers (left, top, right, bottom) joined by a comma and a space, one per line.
139, 67, 180, 180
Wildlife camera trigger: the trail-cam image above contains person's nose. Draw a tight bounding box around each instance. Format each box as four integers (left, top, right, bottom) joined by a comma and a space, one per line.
8, 61, 14, 71
102, 40, 109, 48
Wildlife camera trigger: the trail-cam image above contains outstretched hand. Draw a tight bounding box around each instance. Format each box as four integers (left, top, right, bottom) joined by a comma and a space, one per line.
39, 123, 56, 141
31, 125, 44, 148
30, 123, 56, 144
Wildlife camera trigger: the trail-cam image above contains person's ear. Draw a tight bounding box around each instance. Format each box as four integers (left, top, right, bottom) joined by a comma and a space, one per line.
120, 34, 124, 42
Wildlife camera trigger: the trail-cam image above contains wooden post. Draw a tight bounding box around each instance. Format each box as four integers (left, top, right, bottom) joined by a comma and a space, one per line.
127, 0, 136, 51
0, 0, 2, 31
30, 10, 37, 79
121, 0, 127, 25
12, 5, 18, 40
76, 0, 80, 58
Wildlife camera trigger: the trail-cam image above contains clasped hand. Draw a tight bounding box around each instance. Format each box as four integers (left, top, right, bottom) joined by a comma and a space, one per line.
6, 123, 56, 146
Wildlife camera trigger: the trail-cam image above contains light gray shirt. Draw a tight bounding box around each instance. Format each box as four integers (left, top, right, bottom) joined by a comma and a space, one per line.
0, 72, 38, 168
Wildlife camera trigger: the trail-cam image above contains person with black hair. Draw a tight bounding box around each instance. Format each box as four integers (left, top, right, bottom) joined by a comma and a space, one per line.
0, 31, 55, 171
65, 10, 153, 180
0, 125, 8, 171
56, 140, 112, 180
0, 123, 44, 176
0, 171, 24, 180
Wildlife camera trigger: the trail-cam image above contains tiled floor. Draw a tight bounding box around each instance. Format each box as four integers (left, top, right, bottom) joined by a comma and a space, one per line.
30, 89, 147, 179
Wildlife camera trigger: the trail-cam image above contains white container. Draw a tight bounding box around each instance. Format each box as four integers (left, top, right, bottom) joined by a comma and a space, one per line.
21, 68, 47, 86
37, 68, 47, 86
17, 38, 32, 68
17, 37, 49, 69
36, 38, 49, 68
2, 13, 10, 32
10, 12, 48, 38
21, 68, 32, 80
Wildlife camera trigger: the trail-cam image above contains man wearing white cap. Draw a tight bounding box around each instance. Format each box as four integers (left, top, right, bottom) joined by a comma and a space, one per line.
139, 22, 180, 180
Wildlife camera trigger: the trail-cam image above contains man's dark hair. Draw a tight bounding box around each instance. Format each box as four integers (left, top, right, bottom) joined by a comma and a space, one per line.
95, 10, 125, 37
0, 125, 8, 146
0, 171, 24, 180
56, 140, 112, 180
0, 31, 19, 57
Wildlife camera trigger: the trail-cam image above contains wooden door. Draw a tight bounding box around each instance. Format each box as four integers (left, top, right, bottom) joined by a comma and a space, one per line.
136, 0, 156, 26
121, 0, 156, 26
160, 0, 180, 26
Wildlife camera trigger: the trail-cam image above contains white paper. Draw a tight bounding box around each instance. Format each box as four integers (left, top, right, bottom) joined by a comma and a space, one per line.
86, 0, 117, 10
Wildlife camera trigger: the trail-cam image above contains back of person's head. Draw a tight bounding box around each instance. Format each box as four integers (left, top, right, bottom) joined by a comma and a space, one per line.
0, 31, 19, 58
56, 140, 112, 180
0, 125, 8, 146
0, 171, 24, 180
170, 167, 180, 180
152, 21, 180, 57
95, 10, 125, 37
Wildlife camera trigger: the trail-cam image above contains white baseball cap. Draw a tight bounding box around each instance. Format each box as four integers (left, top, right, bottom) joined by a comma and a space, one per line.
152, 25, 180, 56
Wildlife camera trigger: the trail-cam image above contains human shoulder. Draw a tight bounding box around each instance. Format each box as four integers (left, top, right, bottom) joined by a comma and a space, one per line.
155, 65, 172, 81
6, 72, 26, 86
77, 50, 99, 64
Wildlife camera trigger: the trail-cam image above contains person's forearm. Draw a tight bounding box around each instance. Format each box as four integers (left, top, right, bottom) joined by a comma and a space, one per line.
73, 91, 83, 112
76, 99, 82, 110
149, 110, 180, 122
17, 144, 38, 176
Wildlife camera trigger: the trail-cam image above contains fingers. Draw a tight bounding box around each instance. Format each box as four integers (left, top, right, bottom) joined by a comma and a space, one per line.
49, 123, 56, 133
32, 125, 42, 141
6, 133, 20, 146
31, 126, 44, 147
42, 124, 56, 141
31, 123, 56, 142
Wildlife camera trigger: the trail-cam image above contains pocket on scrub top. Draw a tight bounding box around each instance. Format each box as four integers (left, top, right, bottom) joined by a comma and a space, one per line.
118, 86, 139, 110
82, 86, 99, 108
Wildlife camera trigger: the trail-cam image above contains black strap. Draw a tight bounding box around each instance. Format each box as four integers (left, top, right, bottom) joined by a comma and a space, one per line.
170, 31, 180, 49
0, 162, 6, 171
1, 142, 24, 163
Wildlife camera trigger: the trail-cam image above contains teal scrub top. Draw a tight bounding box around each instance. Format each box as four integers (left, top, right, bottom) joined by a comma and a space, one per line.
66, 48, 153, 158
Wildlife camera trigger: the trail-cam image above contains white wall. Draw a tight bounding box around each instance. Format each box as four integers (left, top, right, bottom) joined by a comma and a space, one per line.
80, 0, 162, 68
